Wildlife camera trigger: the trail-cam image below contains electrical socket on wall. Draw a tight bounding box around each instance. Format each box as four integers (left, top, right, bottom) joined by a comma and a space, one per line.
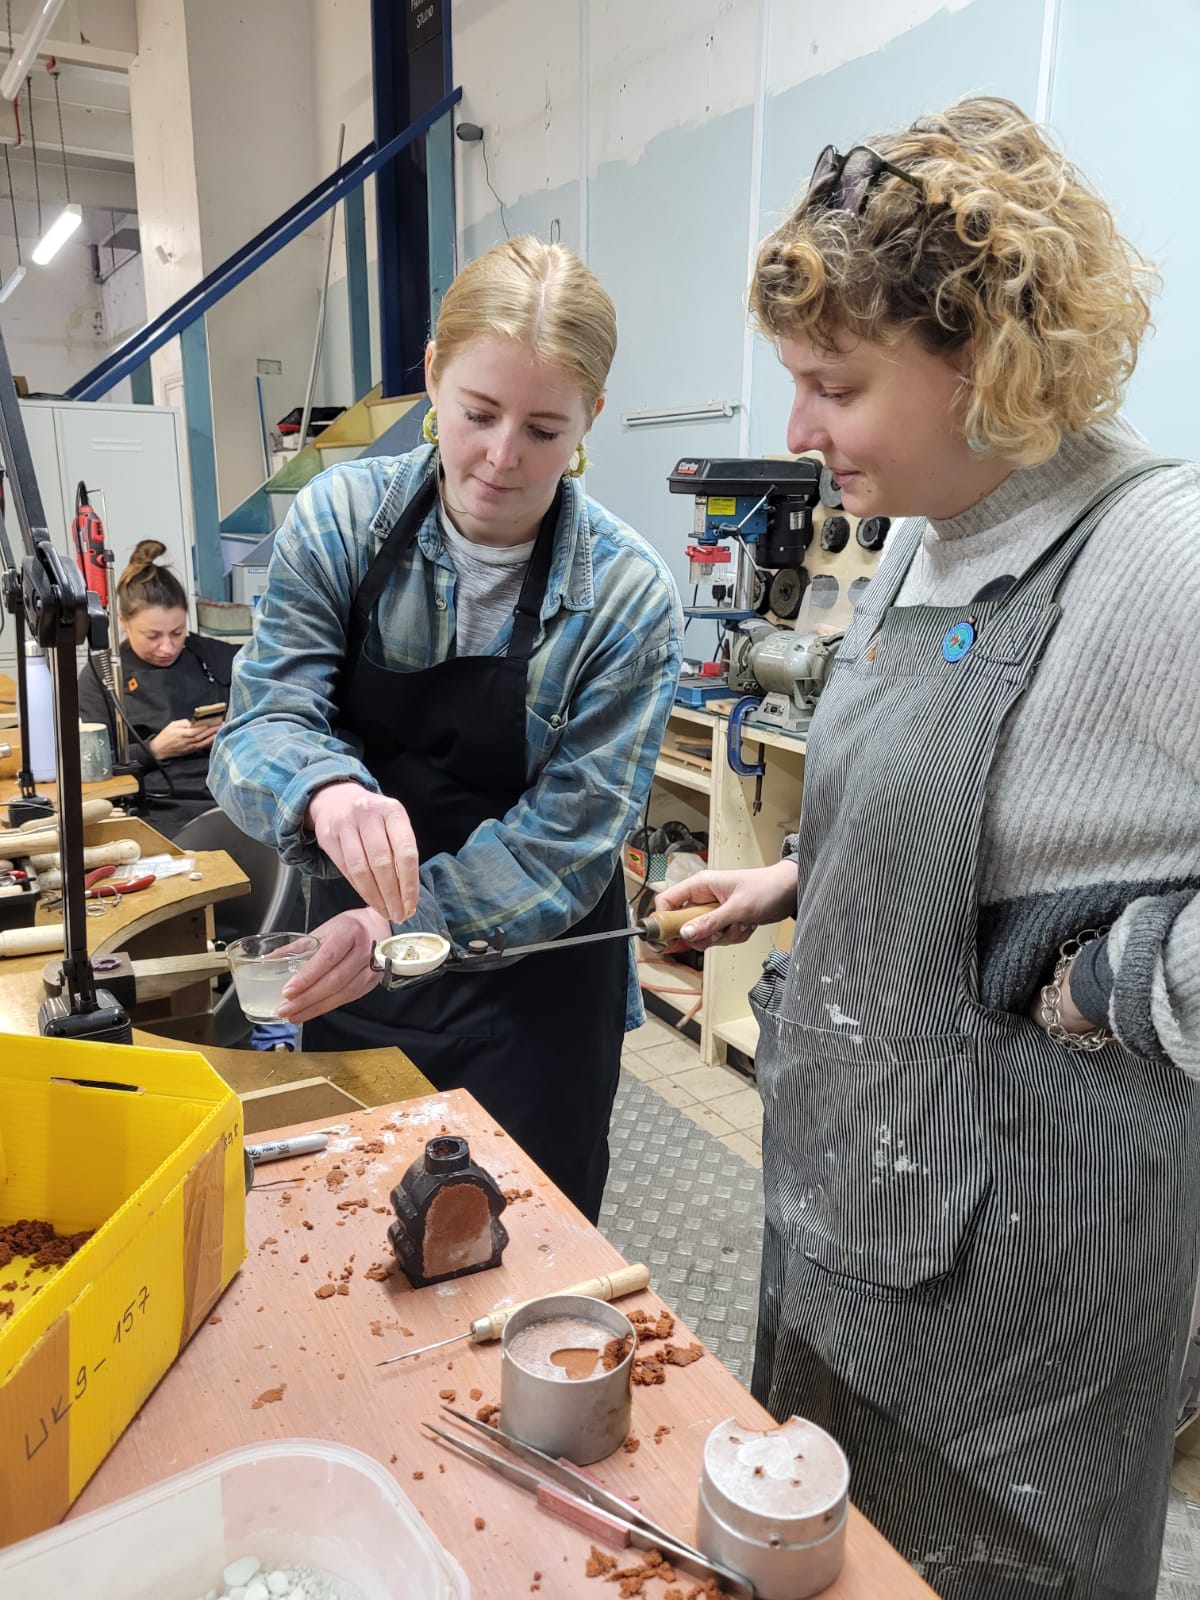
256, 358, 283, 376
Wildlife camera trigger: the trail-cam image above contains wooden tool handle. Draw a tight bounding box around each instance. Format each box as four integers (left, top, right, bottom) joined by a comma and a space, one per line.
470, 1262, 651, 1343
17, 798, 113, 832
0, 923, 64, 958
28, 839, 141, 875
640, 902, 720, 943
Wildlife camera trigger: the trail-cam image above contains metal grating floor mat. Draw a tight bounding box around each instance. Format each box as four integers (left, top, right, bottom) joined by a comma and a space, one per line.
600, 1068, 1200, 1595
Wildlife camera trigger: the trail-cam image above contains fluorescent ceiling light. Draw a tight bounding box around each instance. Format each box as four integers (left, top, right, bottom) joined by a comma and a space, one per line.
32, 202, 81, 264
0, 265, 26, 302
0, 0, 68, 102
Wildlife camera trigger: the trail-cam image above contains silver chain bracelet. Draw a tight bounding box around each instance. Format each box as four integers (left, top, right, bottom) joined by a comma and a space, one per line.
1039, 927, 1114, 1053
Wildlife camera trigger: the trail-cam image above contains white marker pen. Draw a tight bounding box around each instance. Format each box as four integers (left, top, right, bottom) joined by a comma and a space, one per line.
245, 1133, 329, 1165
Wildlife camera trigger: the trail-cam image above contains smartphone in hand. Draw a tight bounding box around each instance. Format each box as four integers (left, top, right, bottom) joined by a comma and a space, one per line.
191, 701, 227, 727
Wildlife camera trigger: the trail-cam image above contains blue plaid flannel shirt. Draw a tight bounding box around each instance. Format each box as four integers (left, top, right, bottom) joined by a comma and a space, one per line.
209, 447, 683, 1029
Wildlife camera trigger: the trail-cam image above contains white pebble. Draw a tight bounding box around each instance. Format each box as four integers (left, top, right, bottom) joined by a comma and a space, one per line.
223, 1558, 261, 1590
227, 1589, 247, 1600
245, 1583, 269, 1600
266, 1575, 291, 1597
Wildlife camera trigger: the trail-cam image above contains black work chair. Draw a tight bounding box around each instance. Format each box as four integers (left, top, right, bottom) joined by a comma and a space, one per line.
165, 807, 302, 1047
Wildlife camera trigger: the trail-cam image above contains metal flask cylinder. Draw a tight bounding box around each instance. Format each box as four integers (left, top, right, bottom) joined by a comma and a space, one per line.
696, 1414, 850, 1599
500, 1293, 634, 1465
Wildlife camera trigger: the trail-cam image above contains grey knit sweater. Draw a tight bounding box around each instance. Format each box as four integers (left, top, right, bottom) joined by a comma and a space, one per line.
886, 416, 1200, 1070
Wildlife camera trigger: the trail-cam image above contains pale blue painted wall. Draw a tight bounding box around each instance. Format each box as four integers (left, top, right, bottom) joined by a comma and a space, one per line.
1050, 0, 1200, 456
458, 0, 1047, 626
747, 0, 1045, 456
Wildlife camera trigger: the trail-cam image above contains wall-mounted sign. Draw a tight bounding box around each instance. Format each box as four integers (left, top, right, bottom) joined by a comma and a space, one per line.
408, 0, 443, 52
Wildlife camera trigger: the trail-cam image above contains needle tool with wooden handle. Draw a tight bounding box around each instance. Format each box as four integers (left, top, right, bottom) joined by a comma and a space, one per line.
422, 1417, 753, 1599
375, 1262, 650, 1366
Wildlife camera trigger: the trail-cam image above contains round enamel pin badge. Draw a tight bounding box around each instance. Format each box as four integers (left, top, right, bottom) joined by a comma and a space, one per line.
941, 621, 975, 662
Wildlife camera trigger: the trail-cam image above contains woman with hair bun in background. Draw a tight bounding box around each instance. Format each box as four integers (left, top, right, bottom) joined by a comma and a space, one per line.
77, 538, 238, 838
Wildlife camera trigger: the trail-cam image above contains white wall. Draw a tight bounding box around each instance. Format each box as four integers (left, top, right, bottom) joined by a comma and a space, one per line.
0, 196, 146, 400
452, 0, 1043, 631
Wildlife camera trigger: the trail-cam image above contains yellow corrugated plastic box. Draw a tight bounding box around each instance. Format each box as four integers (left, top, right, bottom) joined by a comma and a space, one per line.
0, 1034, 246, 1546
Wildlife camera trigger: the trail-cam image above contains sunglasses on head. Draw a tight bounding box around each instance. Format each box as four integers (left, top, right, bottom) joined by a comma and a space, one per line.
807, 143, 924, 216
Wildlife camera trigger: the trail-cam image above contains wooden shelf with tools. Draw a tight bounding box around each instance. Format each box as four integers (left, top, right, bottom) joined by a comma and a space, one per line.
632, 703, 805, 1069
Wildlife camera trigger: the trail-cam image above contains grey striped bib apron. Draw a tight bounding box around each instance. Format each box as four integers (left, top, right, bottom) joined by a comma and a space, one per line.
750, 465, 1200, 1598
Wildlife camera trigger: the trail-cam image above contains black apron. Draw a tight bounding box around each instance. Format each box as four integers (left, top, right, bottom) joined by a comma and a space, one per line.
304, 474, 627, 1221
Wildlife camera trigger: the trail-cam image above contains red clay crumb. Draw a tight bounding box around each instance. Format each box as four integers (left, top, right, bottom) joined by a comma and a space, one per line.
438, 1388, 456, 1401
474, 1517, 485, 1531
447, 1360, 454, 1370
753, 1465, 764, 1477
1, 1280, 16, 1291
0, 1300, 13, 1320
336, 1197, 369, 1211
259, 1236, 278, 1249
370, 1320, 384, 1337
533, 1575, 542, 1583
314, 1284, 336, 1299
250, 1384, 286, 1409
477, 1403, 501, 1425
365, 1262, 393, 1281
662, 1342, 704, 1367
336, 1372, 346, 1380
354, 1163, 367, 1177
0, 1219, 93, 1270
390, 1453, 398, 1463
502, 1187, 533, 1202
585, 1547, 617, 1578
438, 1463, 445, 1474
628, 1308, 676, 1343
358, 1139, 385, 1154
299, 1254, 309, 1264
325, 1166, 348, 1190
654, 1425, 671, 1445
208, 1315, 222, 1325
401, 1325, 414, 1336
602, 1334, 632, 1371
413, 1470, 425, 1480
339, 1263, 354, 1280
469, 1386, 482, 1401
336, 1282, 350, 1296
631, 1357, 665, 1386
622, 1434, 640, 1453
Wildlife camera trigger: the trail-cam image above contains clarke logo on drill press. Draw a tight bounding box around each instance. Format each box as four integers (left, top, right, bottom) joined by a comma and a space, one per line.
676, 461, 701, 475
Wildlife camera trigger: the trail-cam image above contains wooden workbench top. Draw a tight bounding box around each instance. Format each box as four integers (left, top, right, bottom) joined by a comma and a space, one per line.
67, 1091, 933, 1598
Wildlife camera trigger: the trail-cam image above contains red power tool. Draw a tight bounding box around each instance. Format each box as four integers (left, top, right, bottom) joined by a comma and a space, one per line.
72, 480, 111, 609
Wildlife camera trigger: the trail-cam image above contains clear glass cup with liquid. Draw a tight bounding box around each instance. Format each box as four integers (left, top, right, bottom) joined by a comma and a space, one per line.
225, 932, 319, 1021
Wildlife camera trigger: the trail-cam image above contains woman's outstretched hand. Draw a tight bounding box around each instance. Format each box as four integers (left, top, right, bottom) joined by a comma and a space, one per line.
653, 861, 799, 949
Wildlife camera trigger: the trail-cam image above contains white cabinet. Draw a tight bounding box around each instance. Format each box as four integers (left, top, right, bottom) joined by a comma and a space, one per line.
0, 400, 193, 678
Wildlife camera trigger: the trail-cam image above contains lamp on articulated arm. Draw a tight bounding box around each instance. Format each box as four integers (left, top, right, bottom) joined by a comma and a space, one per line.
0, 318, 131, 1040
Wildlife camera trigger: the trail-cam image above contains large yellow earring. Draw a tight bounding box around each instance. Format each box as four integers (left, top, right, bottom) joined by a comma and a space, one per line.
565, 444, 588, 479
422, 408, 439, 446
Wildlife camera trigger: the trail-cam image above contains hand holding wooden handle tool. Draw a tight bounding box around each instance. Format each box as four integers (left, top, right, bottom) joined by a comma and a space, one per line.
376, 1261, 650, 1365
639, 901, 719, 943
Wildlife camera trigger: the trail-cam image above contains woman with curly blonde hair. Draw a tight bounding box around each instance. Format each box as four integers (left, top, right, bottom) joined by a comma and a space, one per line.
660, 97, 1199, 1596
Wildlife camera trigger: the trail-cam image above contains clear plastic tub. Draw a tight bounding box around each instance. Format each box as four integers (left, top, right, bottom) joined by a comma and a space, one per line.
0, 1438, 470, 1599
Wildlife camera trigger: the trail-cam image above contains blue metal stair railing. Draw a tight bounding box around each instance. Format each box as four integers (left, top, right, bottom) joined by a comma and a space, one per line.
67, 84, 462, 404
